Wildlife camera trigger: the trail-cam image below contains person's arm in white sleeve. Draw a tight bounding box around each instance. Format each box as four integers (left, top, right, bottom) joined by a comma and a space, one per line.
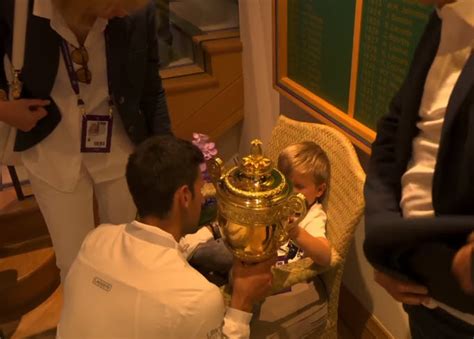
221, 258, 275, 338
178, 226, 213, 259
222, 307, 252, 339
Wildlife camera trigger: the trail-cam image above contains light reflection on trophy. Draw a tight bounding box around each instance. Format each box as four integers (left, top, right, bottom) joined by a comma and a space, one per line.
207, 139, 307, 263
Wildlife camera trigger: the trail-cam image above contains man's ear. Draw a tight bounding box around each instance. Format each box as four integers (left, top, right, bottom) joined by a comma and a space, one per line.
176, 185, 192, 208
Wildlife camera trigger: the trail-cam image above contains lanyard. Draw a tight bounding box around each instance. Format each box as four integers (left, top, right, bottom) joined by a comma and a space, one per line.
11, 0, 29, 99
59, 30, 114, 116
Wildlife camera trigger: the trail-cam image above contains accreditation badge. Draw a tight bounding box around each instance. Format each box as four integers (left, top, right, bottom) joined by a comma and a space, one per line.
81, 115, 113, 153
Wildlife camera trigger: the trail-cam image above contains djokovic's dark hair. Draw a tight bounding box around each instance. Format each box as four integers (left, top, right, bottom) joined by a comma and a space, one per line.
126, 135, 204, 219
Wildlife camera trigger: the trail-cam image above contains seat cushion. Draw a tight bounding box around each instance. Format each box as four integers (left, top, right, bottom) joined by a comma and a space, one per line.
250, 277, 328, 339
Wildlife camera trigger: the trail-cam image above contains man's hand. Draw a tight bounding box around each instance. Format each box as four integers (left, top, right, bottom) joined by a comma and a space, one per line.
374, 270, 431, 305
0, 99, 49, 131
230, 257, 275, 312
451, 232, 474, 295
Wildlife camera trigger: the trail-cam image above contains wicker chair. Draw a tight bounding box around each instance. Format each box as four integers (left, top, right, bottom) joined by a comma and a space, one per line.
263, 115, 365, 338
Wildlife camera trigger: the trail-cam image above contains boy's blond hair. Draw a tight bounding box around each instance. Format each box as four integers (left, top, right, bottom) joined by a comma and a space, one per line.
277, 141, 330, 187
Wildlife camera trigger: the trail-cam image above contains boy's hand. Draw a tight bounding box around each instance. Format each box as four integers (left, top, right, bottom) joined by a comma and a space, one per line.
451, 232, 474, 295
374, 270, 431, 305
230, 257, 275, 312
286, 215, 300, 239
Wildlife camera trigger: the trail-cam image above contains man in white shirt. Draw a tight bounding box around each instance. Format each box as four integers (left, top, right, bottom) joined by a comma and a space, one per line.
364, 0, 474, 337
58, 135, 274, 338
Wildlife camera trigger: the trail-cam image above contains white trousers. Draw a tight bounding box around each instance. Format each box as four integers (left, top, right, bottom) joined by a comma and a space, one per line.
28, 167, 136, 282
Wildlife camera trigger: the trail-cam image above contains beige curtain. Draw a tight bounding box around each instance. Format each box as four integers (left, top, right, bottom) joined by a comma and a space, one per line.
238, 0, 280, 154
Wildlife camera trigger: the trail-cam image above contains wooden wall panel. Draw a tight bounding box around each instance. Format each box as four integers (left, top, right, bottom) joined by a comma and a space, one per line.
163, 37, 244, 140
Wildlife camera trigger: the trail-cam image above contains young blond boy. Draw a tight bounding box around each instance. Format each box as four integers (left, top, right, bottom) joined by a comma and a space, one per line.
250, 141, 332, 338
276, 141, 332, 267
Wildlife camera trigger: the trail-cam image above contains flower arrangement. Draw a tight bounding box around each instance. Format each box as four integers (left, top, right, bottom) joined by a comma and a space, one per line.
192, 133, 218, 182
192, 133, 218, 225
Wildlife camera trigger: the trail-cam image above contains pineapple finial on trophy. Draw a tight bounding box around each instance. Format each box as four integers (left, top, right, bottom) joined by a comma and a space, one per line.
240, 139, 272, 178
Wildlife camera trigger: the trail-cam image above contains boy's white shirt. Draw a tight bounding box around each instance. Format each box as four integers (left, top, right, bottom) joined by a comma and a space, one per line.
277, 202, 327, 263
297, 202, 327, 238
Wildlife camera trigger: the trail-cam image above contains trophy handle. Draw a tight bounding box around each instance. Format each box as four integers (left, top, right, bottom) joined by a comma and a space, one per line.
206, 157, 224, 188
277, 193, 307, 244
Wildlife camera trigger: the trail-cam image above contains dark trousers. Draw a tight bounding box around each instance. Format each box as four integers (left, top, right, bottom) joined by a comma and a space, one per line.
404, 305, 474, 339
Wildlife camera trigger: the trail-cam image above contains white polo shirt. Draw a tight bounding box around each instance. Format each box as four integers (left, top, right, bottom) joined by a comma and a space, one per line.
58, 221, 251, 338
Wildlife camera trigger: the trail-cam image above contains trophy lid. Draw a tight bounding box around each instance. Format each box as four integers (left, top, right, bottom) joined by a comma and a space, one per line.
209, 139, 291, 207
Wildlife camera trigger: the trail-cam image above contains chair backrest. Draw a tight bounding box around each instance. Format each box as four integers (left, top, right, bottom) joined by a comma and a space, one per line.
266, 115, 365, 264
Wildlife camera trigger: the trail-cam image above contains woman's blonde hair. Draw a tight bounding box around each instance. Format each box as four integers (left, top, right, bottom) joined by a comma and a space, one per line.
277, 141, 330, 186
52, 0, 149, 29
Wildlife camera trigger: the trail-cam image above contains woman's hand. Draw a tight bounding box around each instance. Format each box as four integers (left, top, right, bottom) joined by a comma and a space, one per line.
0, 99, 49, 131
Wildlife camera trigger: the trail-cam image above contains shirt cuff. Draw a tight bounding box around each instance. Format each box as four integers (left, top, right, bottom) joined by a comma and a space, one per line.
222, 307, 252, 339
225, 307, 253, 324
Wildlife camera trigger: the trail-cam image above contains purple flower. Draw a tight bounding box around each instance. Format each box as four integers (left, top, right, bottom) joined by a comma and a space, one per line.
192, 132, 218, 184
192, 133, 218, 161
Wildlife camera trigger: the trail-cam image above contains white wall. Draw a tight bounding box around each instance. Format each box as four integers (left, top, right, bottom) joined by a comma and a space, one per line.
238, 0, 280, 155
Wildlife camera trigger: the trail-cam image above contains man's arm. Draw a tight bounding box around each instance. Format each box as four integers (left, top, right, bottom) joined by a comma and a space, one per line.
221, 258, 274, 338
363, 11, 442, 271
362, 78, 438, 305
364, 86, 404, 225
176, 258, 273, 339
363, 81, 413, 273
139, 2, 172, 136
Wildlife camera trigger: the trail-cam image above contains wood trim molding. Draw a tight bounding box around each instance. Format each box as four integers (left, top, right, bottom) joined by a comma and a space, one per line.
339, 285, 394, 339
163, 73, 218, 95
163, 37, 244, 140
278, 86, 372, 154
159, 64, 204, 80
192, 29, 240, 45
202, 39, 242, 55
273, 0, 376, 154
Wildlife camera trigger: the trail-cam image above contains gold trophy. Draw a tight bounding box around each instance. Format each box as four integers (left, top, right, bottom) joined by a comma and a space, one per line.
207, 139, 307, 263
